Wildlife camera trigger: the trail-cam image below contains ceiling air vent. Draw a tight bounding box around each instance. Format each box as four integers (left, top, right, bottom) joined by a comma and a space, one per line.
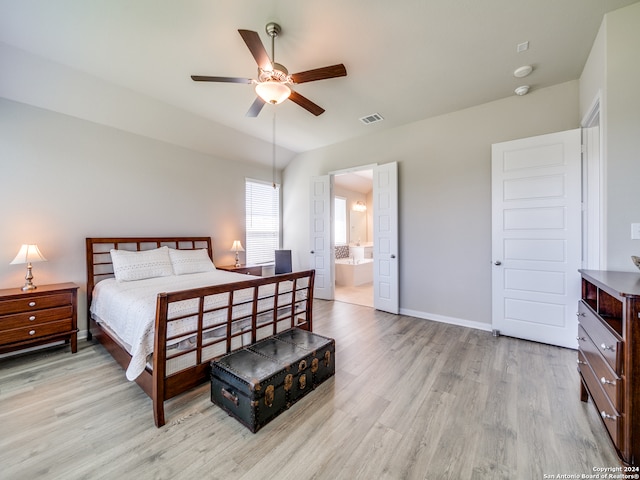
359, 113, 384, 125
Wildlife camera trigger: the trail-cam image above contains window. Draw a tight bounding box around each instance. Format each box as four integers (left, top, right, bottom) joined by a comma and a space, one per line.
334, 196, 347, 245
245, 179, 280, 264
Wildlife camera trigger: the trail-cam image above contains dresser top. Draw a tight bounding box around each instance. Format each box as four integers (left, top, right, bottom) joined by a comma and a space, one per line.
0, 282, 79, 299
580, 269, 640, 298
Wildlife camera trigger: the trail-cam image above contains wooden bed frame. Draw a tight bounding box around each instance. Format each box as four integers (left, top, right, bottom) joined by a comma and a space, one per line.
85, 236, 315, 427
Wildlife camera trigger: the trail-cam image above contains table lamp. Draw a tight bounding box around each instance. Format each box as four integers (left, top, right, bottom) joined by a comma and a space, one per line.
230, 240, 244, 267
10, 244, 48, 291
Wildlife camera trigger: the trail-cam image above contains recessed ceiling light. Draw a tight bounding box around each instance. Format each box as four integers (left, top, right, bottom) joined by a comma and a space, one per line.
513, 65, 533, 78
514, 85, 530, 96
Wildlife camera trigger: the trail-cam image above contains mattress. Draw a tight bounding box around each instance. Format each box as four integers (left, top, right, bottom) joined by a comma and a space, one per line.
90, 270, 297, 380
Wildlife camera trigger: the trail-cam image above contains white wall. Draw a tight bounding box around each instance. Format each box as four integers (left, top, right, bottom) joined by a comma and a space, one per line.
579, 3, 640, 271
604, 3, 640, 270
0, 98, 275, 333
284, 81, 579, 327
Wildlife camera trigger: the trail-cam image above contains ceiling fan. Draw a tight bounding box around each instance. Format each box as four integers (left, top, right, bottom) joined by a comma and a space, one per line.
191, 22, 347, 117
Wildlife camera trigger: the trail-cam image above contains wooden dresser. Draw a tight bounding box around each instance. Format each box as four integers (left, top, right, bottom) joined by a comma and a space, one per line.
577, 270, 640, 466
0, 282, 79, 355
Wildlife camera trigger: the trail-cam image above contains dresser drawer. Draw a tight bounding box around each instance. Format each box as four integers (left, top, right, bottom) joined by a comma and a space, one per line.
578, 336, 622, 411
0, 305, 74, 331
578, 350, 620, 447
578, 301, 622, 374
1, 319, 73, 344
0, 292, 73, 315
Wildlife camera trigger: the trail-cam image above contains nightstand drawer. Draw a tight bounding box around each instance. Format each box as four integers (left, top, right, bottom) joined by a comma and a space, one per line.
0, 305, 74, 330
0, 292, 73, 315
216, 265, 263, 275
235, 266, 262, 275
1, 319, 73, 344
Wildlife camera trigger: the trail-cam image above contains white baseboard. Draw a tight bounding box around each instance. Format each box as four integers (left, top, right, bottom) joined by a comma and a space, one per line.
399, 308, 493, 333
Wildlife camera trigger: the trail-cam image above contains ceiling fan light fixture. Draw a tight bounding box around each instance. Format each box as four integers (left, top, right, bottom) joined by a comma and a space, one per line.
255, 81, 291, 104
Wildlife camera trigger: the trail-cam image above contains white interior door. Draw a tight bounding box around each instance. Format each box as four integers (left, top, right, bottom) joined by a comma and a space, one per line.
310, 175, 334, 300
373, 162, 399, 314
491, 129, 581, 348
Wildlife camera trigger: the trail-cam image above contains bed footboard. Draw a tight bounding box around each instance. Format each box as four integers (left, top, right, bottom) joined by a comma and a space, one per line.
151, 269, 315, 426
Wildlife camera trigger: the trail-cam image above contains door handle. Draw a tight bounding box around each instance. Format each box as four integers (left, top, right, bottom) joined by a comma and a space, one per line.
310, 250, 314, 254
390, 254, 396, 259
494, 261, 502, 265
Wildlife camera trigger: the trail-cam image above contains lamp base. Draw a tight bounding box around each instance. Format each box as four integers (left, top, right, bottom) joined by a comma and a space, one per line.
21, 264, 37, 291
235, 252, 241, 268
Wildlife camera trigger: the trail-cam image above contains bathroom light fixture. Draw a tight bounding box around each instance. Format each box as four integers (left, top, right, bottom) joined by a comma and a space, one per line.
514, 85, 530, 96
230, 240, 245, 267
10, 244, 48, 291
353, 201, 367, 212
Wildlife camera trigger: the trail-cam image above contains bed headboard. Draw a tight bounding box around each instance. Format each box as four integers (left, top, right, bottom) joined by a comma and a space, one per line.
85, 236, 213, 313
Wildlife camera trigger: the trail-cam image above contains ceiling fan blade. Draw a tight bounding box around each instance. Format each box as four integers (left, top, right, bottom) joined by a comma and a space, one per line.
288, 90, 325, 116
191, 75, 252, 84
246, 97, 266, 117
290, 64, 347, 84
238, 29, 273, 71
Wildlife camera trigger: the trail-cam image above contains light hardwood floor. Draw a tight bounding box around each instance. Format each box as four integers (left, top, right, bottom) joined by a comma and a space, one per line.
334, 282, 373, 308
0, 300, 621, 480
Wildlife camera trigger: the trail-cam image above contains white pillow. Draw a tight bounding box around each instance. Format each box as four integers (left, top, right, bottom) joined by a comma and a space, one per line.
168, 248, 216, 275
110, 246, 174, 282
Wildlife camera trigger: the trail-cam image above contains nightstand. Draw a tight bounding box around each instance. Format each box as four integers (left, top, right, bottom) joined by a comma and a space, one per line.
0, 282, 79, 355
216, 264, 263, 276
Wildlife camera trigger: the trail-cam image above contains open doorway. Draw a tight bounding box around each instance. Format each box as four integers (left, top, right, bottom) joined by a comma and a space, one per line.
333, 169, 374, 307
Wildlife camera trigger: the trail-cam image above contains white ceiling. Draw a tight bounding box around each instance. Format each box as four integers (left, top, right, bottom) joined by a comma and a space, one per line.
1, 0, 638, 163
335, 169, 373, 195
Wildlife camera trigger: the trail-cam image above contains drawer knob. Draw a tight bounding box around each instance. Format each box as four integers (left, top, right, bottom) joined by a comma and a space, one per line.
29, 315, 36, 321
600, 376, 616, 386
601, 343, 614, 351
28, 330, 36, 336
600, 410, 616, 421
29, 301, 36, 307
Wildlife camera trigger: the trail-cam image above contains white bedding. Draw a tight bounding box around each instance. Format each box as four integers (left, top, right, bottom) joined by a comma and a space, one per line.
90, 270, 270, 381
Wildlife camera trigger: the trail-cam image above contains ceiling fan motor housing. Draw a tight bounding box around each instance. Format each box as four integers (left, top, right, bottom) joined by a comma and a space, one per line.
259, 63, 290, 83
265, 22, 281, 38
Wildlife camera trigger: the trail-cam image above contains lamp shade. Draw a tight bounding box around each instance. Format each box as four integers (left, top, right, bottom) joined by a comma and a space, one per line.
10, 244, 47, 265
230, 240, 245, 252
255, 81, 291, 105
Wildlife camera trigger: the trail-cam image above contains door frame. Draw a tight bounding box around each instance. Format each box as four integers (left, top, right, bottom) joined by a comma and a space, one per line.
323, 162, 399, 313
581, 92, 604, 269
327, 163, 378, 302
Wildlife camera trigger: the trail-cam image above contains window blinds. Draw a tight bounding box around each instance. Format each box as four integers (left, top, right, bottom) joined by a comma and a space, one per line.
245, 179, 280, 264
